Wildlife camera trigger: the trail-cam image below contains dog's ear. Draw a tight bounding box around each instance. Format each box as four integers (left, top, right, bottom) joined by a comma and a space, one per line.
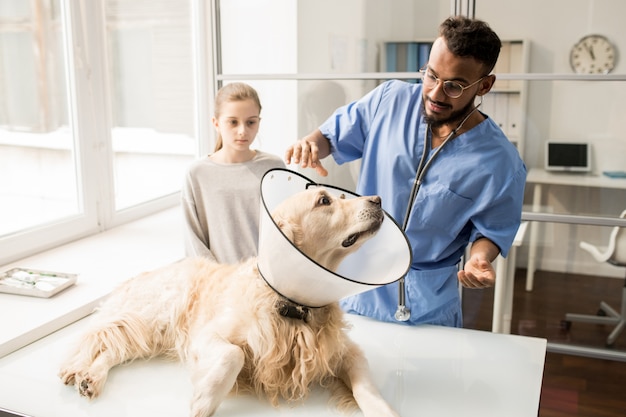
274, 216, 303, 247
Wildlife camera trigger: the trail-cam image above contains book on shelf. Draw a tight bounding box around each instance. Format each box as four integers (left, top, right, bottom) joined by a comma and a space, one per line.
603, 171, 626, 179
385, 41, 432, 83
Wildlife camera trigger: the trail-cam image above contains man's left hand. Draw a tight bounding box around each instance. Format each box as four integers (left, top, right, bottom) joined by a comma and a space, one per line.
458, 254, 495, 288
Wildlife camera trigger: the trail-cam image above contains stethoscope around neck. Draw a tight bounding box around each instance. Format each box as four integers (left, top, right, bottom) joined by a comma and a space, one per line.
394, 102, 481, 322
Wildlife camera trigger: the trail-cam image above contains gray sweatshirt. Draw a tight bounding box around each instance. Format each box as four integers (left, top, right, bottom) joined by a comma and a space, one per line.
181, 151, 285, 264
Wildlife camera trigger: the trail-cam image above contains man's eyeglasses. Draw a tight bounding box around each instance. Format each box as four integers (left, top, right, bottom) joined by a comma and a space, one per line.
419, 67, 486, 99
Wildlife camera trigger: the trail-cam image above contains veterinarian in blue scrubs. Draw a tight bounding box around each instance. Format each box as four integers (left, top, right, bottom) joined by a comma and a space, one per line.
285, 16, 526, 327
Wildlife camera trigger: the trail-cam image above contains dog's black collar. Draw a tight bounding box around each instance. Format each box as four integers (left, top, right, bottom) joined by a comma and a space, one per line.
276, 300, 309, 322
258, 263, 315, 322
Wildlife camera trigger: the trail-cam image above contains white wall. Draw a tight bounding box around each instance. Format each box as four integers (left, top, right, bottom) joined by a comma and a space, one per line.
475, 0, 626, 173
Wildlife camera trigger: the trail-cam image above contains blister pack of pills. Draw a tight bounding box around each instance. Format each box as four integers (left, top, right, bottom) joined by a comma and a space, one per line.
0, 268, 77, 298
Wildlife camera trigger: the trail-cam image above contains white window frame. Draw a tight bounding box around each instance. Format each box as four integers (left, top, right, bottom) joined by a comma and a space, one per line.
0, 0, 214, 265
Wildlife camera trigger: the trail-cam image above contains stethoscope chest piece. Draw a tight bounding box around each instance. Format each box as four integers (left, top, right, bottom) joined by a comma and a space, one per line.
394, 305, 411, 322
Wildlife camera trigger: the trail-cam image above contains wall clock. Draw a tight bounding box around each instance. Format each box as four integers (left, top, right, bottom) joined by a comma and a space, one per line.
570, 34, 617, 74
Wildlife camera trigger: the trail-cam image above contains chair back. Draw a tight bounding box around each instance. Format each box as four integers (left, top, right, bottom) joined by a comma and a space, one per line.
611, 209, 626, 265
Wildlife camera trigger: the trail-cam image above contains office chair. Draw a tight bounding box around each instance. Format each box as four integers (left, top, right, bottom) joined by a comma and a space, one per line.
564, 209, 626, 346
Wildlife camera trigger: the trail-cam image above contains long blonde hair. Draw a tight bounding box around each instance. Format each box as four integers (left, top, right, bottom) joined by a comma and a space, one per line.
213, 82, 262, 152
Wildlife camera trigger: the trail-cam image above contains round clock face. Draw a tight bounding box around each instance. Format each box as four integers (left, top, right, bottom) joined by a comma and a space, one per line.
570, 34, 617, 74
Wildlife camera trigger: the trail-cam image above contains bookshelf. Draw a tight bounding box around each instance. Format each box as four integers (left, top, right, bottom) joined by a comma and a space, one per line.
384, 41, 432, 83
382, 39, 530, 159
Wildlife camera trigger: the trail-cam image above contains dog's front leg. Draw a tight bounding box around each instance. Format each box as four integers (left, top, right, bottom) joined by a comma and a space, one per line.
187, 335, 244, 417
341, 344, 401, 417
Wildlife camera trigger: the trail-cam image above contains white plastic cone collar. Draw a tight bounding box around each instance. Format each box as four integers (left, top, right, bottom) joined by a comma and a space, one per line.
257, 168, 412, 307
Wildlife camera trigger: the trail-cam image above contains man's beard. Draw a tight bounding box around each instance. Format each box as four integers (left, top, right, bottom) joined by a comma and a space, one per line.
422, 95, 477, 129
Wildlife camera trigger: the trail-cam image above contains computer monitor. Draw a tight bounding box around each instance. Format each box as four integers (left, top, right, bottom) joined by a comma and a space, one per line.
545, 142, 591, 172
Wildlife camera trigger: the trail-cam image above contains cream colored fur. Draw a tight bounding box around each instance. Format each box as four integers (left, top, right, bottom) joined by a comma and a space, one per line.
58, 187, 399, 417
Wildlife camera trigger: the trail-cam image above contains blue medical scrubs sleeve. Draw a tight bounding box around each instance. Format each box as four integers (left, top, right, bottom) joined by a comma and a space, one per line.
319, 81, 391, 165
469, 153, 527, 258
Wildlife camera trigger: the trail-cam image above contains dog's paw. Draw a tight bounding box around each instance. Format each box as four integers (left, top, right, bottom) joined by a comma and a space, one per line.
58, 367, 77, 386
77, 375, 98, 399
59, 368, 102, 399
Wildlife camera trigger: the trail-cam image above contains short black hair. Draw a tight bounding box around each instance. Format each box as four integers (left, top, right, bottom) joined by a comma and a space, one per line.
439, 16, 501, 73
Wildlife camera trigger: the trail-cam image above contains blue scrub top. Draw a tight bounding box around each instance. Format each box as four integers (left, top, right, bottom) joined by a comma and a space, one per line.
319, 80, 527, 326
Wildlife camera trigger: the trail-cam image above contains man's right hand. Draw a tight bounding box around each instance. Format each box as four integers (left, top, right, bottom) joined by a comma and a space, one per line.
284, 132, 330, 177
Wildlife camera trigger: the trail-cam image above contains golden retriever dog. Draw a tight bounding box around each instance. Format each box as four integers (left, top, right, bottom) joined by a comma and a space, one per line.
59, 186, 400, 417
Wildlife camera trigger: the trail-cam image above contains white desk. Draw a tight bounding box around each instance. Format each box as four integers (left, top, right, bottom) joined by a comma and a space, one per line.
0, 313, 546, 417
525, 168, 626, 291
492, 221, 528, 334
0, 209, 545, 416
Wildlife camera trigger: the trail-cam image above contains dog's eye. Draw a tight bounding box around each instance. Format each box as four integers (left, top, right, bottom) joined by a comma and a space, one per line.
318, 195, 331, 206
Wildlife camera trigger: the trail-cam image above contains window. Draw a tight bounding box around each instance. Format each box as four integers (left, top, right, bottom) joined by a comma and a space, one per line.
0, 0, 200, 264
106, 0, 195, 209
0, 0, 78, 238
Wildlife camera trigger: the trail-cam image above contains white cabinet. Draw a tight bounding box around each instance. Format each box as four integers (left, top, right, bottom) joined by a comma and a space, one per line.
481, 40, 530, 158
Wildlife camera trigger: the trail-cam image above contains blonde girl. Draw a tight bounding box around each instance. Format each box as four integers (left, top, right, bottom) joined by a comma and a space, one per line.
181, 82, 285, 262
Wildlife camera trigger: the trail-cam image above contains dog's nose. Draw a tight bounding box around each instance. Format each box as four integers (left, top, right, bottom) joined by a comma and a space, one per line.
368, 196, 381, 206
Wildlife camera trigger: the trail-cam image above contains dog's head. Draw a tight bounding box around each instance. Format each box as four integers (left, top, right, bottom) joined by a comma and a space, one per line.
271, 187, 384, 271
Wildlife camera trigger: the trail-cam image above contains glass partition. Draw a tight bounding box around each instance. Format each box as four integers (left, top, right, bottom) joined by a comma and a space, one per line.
212, 0, 626, 359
